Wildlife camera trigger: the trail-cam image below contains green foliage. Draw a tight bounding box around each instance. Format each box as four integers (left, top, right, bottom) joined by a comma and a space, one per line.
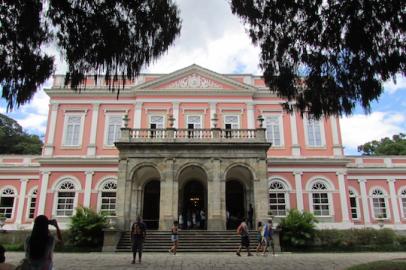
279, 209, 318, 249
230, 0, 405, 118
0, 113, 43, 154
347, 260, 406, 270
69, 207, 108, 248
358, 133, 406, 155
1, 0, 181, 110
2, 243, 24, 251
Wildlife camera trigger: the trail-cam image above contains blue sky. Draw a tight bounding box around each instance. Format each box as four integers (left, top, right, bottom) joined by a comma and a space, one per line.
1, 0, 405, 156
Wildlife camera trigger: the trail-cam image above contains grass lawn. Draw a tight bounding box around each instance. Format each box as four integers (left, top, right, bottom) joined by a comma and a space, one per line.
347, 260, 406, 270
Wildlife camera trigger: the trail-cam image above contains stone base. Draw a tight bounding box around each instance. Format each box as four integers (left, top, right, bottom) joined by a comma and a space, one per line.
159, 218, 175, 231
207, 217, 226, 230
102, 229, 121, 252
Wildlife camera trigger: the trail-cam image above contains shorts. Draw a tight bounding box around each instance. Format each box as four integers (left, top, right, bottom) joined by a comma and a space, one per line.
241, 235, 250, 247
132, 238, 144, 252
262, 236, 273, 247
171, 234, 179, 242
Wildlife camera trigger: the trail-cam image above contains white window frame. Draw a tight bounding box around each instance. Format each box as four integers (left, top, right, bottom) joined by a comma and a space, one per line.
52, 179, 79, 217
264, 114, 284, 147
348, 187, 361, 221
369, 187, 390, 220
104, 113, 123, 147
223, 115, 240, 129
268, 179, 290, 217
0, 186, 17, 220
186, 115, 203, 129
62, 113, 86, 147
97, 179, 117, 216
26, 187, 38, 220
399, 188, 406, 219
307, 179, 334, 217
303, 115, 326, 147
149, 114, 165, 129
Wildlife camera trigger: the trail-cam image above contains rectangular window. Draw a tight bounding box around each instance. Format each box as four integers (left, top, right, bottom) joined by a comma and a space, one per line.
224, 115, 240, 129
265, 115, 283, 146
402, 198, 406, 218
312, 193, 330, 216
149, 115, 165, 138
63, 115, 83, 146
306, 118, 323, 147
350, 197, 358, 219
186, 115, 202, 138
28, 196, 37, 219
56, 192, 75, 216
372, 197, 387, 219
269, 192, 286, 216
101, 191, 116, 216
0, 197, 14, 218
105, 115, 122, 146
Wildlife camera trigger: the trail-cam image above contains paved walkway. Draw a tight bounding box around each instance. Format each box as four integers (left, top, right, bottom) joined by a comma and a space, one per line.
5, 252, 406, 270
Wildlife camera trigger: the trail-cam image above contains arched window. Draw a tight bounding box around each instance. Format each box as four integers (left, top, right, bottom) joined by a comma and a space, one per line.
0, 187, 16, 218
98, 180, 117, 216
349, 189, 360, 220
27, 188, 38, 219
399, 189, 406, 218
268, 180, 289, 216
310, 181, 331, 216
55, 181, 77, 217
370, 188, 388, 219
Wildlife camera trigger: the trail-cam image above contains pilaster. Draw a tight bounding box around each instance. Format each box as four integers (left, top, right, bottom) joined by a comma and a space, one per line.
172, 102, 180, 129
209, 102, 217, 128
290, 112, 301, 156
337, 171, 350, 222
247, 102, 255, 129
16, 178, 28, 224
83, 171, 94, 207
330, 116, 343, 156
38, 172, 51, 215
388, 178, 400, 224
159, 159, 176, 230
207, 158, 225, 230
294, 171, 304, 211
44, 103, 59, 156
134, 101, 143, 129
358, 178, 370, 224
87, 103, 100, 156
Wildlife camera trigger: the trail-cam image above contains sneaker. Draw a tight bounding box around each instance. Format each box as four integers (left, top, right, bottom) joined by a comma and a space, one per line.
236, 252, 241, 256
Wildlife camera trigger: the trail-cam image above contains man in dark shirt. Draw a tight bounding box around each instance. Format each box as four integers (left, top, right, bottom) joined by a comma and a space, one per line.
248, 204, 254, 229
130, 216, 146, 264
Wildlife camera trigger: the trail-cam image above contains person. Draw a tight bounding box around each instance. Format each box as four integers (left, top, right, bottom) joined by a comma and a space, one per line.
262, 218, 275, 256
255, 221, 263, 254
248, 204, 254, 229
23, 215, 63, 270
130, 216, 146, 264
236, 218, 252, 256
192, 211, 196, 229
226, 210, 230, 229
0, 245, 15, 270
169, 220, 179, 255
178, 214, 184, 230
200, 209, 206, 229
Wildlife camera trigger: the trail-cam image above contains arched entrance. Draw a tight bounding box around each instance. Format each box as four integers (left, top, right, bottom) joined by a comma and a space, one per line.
178, 165, 208, 230
142, 180, 160, 229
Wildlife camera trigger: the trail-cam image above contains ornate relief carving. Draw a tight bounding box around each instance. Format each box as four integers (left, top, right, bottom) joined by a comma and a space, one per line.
166, 73, 222, 89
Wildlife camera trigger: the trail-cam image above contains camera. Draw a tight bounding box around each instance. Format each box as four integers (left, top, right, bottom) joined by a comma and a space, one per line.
48, 219, 57, 226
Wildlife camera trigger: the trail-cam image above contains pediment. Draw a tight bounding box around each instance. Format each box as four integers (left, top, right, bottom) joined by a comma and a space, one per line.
136, 64, 256, 92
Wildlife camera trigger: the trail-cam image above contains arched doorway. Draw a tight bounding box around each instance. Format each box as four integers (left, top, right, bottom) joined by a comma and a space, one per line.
178, 165, 208, 230
226, 180, 245, 229
143, 180, 160, 229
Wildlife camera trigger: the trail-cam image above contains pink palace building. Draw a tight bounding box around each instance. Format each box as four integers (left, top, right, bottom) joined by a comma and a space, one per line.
1, 64, 406, 232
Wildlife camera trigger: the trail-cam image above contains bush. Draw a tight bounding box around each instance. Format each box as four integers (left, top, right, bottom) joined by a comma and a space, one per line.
279, 209, 318, 249
69, 207, 108, 248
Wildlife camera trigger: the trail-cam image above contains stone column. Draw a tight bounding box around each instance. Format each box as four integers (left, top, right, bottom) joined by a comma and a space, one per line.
159, 159, 176, 230
358, 178, 370, 224
253, 159, 269, 222
388, 178, 401, 224
294, 171, 304, 211
16, 178, 28, 225
83, 171, 94, 208
87, 103, 100, 156
207, 158, 225, 230
289, 111, 301, 156
337, 171, 350, 223
43, 103, 59, 156
115, 159, 129, 230
38, 171, 50, 215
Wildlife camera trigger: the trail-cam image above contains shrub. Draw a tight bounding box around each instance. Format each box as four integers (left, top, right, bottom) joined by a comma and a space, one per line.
69, 206, 108, 248
279, 209, 318, 249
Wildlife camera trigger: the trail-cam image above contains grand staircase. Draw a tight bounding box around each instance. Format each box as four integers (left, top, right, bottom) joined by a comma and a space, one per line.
116, 230, 278, 252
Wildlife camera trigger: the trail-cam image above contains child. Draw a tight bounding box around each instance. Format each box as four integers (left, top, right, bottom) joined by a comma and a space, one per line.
169, 220, 179, 255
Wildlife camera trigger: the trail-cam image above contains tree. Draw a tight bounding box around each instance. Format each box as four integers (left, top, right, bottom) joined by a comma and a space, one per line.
0, 113, 43, 154
0, 0, 181, 110
358, 133, 406, 155
230, 0, 405, 118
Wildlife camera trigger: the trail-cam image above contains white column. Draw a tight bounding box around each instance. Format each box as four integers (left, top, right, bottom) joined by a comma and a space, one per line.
134, 101, 143, 129
337, 171, 350, 222
247, 102, 255, 129
388, 178, 400, 224
87, 103, 100, 156
358, 178, 370, 224
83, 171, 94, 208
294, 171, 304, 211
44, 103, 59, 156
16, 178, 28, 224
290, 112, 301, 156
330, 116, 343, 156
210, 102, 217, 128
172, 102, 180, 129
38, 172, 50, 215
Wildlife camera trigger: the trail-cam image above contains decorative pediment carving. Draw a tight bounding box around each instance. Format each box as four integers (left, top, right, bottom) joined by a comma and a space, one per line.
166, 73, 222, 89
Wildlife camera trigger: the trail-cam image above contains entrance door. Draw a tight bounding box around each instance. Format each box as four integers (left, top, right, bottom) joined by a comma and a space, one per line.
226, 180, 245, 229
181, 180, 206, 229
143, 180, 160, 229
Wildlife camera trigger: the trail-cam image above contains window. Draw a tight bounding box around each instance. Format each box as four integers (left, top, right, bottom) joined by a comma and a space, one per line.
305, 118, 324, 147
56, 181, 76, 216
0, 188, 16, 218
27, 188, 38, 219
349, 189, 359, 220
265, 115, 283, 146
370, 188, 388, 219
63, 114, 84, 146
311, 181, 330, 216
186, 115, 202, 138
99, 180, 117, 216
149, 115, 165, 138
269, 180, 289, 216
224, 115, 239, 129
400, 189, 406, 218
105, 115, 122, 146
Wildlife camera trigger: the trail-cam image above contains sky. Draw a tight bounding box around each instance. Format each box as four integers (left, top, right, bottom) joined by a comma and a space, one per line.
0, 0, 405, 155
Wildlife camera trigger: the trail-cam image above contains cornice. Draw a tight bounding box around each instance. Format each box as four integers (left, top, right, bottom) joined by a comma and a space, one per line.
267, 157, 351, 166
37, 157, 119, 165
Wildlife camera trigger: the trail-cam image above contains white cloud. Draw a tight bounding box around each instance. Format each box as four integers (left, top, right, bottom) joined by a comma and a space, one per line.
340, 112, 405, 153
383, 75, 406, 94
17, 113, 48, 134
